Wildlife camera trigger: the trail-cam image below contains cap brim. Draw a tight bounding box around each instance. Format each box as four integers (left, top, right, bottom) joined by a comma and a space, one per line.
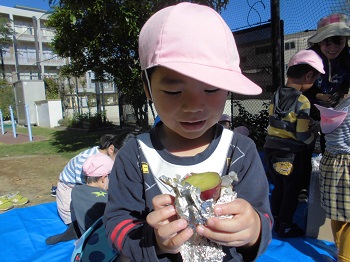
315, 104, 348, 133
308, 26, 350, 44
160, 63, 262, 95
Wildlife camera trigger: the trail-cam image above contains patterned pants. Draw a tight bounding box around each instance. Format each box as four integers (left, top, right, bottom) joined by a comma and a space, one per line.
320, 151, 350, 262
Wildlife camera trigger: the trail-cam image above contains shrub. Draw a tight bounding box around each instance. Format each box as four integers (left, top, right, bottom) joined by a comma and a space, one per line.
65, 112, 114, 130
232, 100, 269, 149
0, 79, 15, 121
44, 77, 60, 100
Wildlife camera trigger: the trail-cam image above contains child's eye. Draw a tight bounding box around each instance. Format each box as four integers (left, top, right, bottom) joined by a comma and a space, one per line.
163, 90, 181, 95
205, 88, 220, 94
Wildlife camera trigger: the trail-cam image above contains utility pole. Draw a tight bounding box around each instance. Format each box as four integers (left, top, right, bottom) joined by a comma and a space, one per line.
13, 33, 20, 81
0, 48, 5, 79
271, 0, 284, 90
75, 77, 80, 114
32, 16, 41, 80
117, 84, 124, 129
100, 82, 106, 122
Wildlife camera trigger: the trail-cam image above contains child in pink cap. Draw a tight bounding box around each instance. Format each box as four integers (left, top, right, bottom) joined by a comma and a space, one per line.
71, 153, 114, 235
46, 153, 114, 245
264, 50, 324, 238
104, 3, 272, 261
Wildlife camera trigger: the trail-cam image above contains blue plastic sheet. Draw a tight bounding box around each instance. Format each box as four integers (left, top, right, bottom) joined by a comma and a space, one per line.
0, 202, 337, 262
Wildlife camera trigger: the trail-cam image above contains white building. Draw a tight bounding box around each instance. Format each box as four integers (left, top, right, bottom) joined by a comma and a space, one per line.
0, 5, 66, 82
0, 5, 115, 93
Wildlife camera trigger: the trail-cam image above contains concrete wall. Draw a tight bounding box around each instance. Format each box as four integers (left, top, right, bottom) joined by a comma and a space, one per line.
35, 100, 62, 128
13, 80, 46, 125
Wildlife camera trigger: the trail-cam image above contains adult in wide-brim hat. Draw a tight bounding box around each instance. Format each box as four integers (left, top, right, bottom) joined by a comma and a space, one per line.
308, 13, 350, 44
304, 13, 350, 155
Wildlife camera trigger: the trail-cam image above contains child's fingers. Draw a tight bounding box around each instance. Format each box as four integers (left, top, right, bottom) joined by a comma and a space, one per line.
152, 194, 175, 210
156, 220, 193, 254
213, 198, 249, 216
156, 218, 190, 240
195, 198, 261, 247
146, 205, 176, 229
196, 223, 249, 247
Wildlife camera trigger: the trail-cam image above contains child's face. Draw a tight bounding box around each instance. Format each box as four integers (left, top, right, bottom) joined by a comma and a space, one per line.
148, 67, 228, 139
319, 36, 346, 60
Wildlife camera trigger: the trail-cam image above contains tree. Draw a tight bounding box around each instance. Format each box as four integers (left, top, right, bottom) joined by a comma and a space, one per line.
0, 79, 15, 120
0, 17, 14, 79
47, 0, 229, 129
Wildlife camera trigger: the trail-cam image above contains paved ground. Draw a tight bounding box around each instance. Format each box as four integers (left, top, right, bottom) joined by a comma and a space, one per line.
0, 131, 46, 144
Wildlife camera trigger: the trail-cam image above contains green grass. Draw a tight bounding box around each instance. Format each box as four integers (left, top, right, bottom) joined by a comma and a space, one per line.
0, 126, 130, 159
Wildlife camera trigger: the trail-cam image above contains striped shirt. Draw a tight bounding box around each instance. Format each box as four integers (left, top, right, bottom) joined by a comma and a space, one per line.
59, 146, 100, 184
265, 86, 315, 151
325, 96, 350, 155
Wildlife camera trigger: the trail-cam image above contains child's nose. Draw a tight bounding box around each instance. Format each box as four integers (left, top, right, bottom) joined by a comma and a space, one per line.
182, 92, 205, 112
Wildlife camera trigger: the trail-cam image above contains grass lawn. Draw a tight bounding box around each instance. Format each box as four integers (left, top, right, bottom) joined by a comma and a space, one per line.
0, 126, 130, 159
0, 125, 133, 209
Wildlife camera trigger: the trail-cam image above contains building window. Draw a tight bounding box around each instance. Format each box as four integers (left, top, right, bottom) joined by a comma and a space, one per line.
285, 41, 295, 50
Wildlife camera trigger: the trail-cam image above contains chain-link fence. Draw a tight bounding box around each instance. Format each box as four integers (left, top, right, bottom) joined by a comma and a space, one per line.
57, 1, 350, 135
218, 0, 350, 142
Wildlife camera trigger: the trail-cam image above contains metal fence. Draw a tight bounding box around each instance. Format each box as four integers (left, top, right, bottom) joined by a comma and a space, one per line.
219, 0, 349, 126
57, 0, 350, 131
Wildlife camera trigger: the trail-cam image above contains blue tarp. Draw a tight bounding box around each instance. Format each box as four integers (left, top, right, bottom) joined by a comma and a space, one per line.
0, 202, 337, 262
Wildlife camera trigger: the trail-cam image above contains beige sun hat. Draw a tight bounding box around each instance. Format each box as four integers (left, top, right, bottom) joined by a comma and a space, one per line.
308, 13, 350, 44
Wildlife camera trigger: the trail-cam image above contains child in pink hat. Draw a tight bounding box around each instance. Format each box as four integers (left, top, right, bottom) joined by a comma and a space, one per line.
264, 49, 324, 238
71, 153, 114, 235
46, 153, 114, 245
104, 3, 272, 261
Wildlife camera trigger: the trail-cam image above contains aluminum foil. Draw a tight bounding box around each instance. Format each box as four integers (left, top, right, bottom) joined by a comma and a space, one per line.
160, 172, 238, 262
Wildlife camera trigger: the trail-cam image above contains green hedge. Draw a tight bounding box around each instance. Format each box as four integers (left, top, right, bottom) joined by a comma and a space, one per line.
0, 80, 15, 121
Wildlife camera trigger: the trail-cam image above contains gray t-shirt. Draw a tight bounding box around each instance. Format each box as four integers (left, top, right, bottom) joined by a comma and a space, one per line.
71, 184, 108, 235
325, 96, 350, 155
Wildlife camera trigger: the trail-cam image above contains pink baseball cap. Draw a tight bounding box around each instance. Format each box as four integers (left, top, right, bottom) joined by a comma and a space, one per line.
287, 50, 325, 74
83, 153, 114, 177
138, 3, 262, 95
314, 104, 348, 133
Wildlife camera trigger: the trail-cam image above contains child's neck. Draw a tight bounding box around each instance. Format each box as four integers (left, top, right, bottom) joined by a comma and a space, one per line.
285, 79, 301, 91
158, 126, 215, 157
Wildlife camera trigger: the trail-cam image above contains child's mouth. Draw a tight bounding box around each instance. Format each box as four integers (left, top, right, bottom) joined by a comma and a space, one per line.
180, 120, 205, 130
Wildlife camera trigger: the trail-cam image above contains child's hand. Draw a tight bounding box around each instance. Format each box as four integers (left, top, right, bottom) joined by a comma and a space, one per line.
146, 194, 194, 255
196, 198, 261, 248
316, 93, 333, 106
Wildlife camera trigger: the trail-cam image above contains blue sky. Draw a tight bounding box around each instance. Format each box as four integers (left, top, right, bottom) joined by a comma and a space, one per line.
1, 0, 52, 11
0, 0, 339, 34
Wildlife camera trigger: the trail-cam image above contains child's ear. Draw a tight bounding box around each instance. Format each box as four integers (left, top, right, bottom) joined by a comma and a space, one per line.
107, 144, 115, 155
305, 71, 314, 81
